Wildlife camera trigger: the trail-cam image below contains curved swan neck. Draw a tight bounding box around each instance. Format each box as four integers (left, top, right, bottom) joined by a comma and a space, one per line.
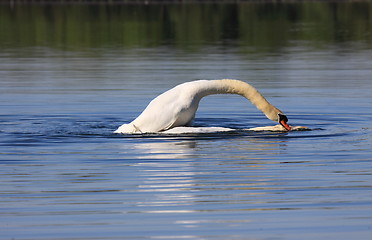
196, 79, 282, 121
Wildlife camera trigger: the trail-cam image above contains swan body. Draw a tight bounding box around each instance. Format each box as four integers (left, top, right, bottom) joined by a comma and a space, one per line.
114, 79, 291, 134
160, 125, 308, 134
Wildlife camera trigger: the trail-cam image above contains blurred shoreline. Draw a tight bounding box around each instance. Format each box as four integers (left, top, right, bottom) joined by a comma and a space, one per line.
2, 0, 370, 5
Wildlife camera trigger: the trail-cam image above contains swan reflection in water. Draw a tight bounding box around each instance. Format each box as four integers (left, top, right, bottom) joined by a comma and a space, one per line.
118, 135, 290, 215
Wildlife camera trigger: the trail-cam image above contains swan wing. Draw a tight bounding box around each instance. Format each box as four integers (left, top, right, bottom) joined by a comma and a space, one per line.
130, 84, 198, 133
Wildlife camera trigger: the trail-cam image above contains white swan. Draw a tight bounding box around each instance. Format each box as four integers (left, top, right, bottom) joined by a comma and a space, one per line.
114, 79, 291, 134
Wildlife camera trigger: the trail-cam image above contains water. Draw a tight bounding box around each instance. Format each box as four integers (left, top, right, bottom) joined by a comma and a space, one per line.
1, 2, 372, 240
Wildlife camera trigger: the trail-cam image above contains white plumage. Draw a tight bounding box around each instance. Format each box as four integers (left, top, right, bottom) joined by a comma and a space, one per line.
114, 79, 291, 134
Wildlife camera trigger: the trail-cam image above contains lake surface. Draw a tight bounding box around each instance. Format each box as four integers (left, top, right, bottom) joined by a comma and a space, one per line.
1, 1, 372, 239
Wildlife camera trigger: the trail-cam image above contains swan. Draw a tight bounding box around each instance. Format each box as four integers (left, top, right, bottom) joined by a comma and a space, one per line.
114, 79, 291, 134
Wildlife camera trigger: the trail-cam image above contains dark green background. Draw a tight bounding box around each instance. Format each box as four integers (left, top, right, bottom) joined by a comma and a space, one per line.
1, 1, 371, 51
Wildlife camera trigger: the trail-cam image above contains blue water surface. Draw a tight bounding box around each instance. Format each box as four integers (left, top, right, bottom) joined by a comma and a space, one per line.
1, 45, 372, 240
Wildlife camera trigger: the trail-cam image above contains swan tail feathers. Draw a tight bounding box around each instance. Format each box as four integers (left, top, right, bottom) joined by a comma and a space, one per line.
114, 123, 142, 134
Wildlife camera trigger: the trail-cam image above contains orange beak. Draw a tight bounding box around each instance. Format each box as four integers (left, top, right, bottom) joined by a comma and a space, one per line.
280, 120, 291, 131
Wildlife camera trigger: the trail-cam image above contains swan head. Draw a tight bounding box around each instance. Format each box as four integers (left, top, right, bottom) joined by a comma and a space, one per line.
278, 113, 291, 131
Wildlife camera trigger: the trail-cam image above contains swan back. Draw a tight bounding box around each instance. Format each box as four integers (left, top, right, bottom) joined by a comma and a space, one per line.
120, 81, 204, 133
